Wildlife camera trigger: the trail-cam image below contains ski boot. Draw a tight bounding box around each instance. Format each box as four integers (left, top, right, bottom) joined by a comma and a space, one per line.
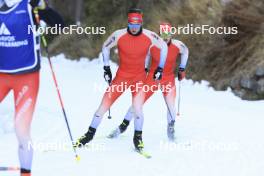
108, 119, 130, 138
74, 127, 96, 148
133, 131, 144, 151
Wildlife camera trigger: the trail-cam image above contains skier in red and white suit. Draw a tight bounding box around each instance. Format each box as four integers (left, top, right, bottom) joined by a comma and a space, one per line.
75, 9, 168, 151
108, 22, 189, 141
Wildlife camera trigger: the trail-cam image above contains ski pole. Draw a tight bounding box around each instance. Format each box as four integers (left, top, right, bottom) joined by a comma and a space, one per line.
107, 82, 112, 119
0, 167, 20, 171
158, 82, 175, 122
33, 9, 80, 162
108, 108, 112, 119
177, 81, 181, 117
163, 93, 175, 122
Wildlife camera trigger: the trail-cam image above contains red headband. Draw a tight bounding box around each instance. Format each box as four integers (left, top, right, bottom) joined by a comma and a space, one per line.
128, 13, 143, 24
160, 22, 172, 34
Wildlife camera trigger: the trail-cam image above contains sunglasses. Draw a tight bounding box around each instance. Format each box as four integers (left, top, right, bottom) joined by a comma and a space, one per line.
128, 23, 142, 29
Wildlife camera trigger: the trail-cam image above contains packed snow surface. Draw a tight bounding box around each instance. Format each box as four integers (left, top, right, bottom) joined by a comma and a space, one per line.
1, 54, 264, 176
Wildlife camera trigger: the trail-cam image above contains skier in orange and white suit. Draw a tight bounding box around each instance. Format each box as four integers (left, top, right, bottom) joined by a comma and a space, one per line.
75, 9, 168, 151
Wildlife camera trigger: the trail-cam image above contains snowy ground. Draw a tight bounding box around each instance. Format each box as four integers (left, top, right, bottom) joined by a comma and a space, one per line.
0, 54, 264, 176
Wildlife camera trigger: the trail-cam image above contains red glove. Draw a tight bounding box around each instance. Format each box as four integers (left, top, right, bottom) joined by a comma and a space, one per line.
178, 68, 186, 81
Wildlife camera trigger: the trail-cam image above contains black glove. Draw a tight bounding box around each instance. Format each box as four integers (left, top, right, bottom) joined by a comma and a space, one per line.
153, 67, 163, 80
145, 68, 149, 73
178, 67, 186, 81
38, 7, 65, 27
103, 66, 112, 84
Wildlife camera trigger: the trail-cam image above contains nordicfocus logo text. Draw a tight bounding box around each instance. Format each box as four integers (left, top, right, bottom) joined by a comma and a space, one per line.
160, 24, 238, 35
28, 24, 106, 35
0, 23, 11, 35
0, 23, 29, 47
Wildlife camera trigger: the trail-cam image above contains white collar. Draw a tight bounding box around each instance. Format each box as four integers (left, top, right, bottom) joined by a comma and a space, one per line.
4, 0, 22, 7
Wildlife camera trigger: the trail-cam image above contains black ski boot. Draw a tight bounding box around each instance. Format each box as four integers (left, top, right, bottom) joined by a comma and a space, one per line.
167, 120, 175, 141
108, 119, 130, 138
133, 131, 144, 151
74, 127, 96, 148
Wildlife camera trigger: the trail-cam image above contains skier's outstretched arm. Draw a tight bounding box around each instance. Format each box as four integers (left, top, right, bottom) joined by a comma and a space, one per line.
175, 40, 189, 69
30, 0, 65, 27
148, 31, 168, 69
101, 29, 126, 83
157, 38, 168, 69
102, 31, 120, 66
101, 31, 118, 83
143, 30, 168, 80
172, 40, 189, 80
30, 0, 46, 8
